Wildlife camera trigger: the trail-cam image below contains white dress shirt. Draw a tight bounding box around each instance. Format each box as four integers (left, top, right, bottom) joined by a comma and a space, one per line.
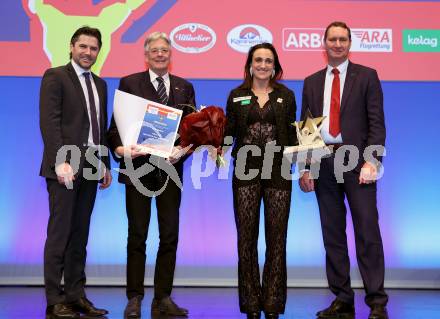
71, 60, 100, 146
321, 59, 349, 144
149, 69, 170, 97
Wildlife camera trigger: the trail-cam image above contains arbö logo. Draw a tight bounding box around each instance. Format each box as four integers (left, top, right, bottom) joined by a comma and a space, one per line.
170, 23, 216, 54
282, 28, 324, 51
351, 29, 392, 52
227, 24, 273, 53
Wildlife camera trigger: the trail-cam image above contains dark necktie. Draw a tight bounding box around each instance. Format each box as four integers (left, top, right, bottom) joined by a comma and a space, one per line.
156, 76, 169, 105
329, 68, 340, 137
83, 72, 100, 145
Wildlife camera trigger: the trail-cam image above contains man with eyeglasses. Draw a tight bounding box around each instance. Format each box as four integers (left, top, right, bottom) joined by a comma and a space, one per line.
299, 21, 388, 319
107, 32, 195, 318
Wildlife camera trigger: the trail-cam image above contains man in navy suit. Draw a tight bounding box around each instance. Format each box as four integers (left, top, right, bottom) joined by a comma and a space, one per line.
299, 21, 388, 319
107, 32, 195, 318
40, 26, 112, 318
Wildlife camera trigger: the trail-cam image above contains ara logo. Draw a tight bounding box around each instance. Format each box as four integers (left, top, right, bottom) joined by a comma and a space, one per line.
170, 23, 216, 54
282, 28, 325, 51
351, 29, 393, 52
227, 24, 273, 53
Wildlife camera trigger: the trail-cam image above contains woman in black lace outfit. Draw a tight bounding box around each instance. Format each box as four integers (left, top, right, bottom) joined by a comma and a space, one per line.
225, 43, 297, 319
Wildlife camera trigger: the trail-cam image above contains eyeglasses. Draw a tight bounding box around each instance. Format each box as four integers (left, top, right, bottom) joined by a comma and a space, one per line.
148, 47, 170, 54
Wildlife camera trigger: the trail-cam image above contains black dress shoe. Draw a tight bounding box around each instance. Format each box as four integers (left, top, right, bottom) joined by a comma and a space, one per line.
71, 297, 108, 317
246, 311, 261, 319
46, 304, 79, 319
151, 296, 188, 317
369, 304, 388, 319
124, 296, 142, 318
264, 312, 279, 319
316, 299, 355, 318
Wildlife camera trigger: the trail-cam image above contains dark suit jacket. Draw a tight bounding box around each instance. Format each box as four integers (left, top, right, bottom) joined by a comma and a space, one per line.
225, 83, 297, 158
107, 71, 196, 185
301, 61, 386, 168
39, 63, 109, 179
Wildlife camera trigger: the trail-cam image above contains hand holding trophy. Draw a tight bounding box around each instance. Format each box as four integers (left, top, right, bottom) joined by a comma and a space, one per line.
283, 109, 330, 160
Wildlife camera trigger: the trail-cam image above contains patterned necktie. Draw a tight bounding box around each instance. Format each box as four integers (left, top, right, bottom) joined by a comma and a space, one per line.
156, 76, 169, 105
329, 68, 340, 137
83, 72, 100, 145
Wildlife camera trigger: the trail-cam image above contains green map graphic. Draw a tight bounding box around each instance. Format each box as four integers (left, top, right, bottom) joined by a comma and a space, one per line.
28, 0, 145, 74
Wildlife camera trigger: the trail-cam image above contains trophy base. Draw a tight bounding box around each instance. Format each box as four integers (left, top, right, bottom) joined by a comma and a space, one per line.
283, 142, 331, 163
283, 142, 328, 155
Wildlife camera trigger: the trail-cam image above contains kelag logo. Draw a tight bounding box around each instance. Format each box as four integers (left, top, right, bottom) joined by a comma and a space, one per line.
403, 30, 440, 52
351, 29, 393, 52
282, 28, 324, 51
227, 24, 273, 53
170, 23, 216, 54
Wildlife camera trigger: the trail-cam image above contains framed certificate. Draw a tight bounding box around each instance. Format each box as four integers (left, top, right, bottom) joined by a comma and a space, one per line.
113, 89, 183, 158
136, 103, 182, 158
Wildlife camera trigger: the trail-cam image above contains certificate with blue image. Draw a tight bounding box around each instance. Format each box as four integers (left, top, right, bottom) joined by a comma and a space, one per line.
136, 103, 183, 158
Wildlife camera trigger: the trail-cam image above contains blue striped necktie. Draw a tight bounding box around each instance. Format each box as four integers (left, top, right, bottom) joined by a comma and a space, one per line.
156, 76, 169, 105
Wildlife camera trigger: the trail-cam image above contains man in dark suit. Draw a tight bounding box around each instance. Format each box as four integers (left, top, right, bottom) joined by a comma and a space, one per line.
40, 27, 112, 318
299, 21, 388, 319
107, 32, 195, 318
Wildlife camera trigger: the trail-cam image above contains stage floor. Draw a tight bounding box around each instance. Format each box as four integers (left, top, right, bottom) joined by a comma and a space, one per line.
0, 287, 439, 318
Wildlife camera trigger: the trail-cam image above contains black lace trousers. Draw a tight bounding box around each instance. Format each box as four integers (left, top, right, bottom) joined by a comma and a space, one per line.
233, 180, 291, 314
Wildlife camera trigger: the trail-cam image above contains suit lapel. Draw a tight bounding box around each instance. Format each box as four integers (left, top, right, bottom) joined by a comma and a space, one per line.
66, 63, 88, 115
316, 68, 326, 117
169, 74, 179, 107
238, 89, 255, 124
169, 74, 189, 108
92, 73, 106, 127
340, 62, 357, 114
140, 71, 160, 101
270, 89, 284, 128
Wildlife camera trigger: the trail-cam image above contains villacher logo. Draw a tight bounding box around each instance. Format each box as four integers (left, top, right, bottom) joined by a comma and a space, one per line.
227, 24, 273, 53
351, 29, 393, 52
170, 23, 216, 54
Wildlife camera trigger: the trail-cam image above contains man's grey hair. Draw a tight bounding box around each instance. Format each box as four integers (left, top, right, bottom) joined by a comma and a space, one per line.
144, 32, 171, 51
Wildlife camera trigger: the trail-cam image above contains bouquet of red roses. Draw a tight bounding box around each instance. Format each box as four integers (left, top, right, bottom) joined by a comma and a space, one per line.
178, 105, 227, 166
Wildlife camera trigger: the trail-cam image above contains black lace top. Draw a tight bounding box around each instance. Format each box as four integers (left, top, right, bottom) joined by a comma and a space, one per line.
243, 101, 277, 146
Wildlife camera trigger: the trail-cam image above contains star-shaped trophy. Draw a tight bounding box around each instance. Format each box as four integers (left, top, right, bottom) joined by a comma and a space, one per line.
283, 109, 330, 160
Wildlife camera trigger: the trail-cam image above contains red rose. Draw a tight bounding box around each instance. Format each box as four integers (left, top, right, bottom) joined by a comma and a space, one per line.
179, 106, 227, 152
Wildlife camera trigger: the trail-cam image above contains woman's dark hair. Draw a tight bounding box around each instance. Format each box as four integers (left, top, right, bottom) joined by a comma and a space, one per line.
239, 42, 283, 89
